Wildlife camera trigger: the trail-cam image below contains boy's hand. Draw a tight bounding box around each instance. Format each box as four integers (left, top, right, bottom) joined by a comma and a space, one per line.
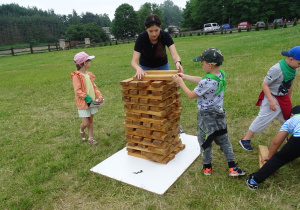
269, 99, 278, 111
95, 97, 103, 103
261, 156, 270, 163
172, 74, 183, 84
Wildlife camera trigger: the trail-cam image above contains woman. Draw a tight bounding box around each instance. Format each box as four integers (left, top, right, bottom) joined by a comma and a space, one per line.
131, 14, 183, 79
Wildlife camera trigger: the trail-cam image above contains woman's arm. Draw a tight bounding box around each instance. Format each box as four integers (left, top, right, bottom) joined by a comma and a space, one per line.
168, 44, 183, 73
131, 50, 146, 79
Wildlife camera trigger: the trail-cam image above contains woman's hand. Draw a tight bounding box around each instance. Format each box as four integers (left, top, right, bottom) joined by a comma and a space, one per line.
134, 68, 147, 79
176, 62, 183, 73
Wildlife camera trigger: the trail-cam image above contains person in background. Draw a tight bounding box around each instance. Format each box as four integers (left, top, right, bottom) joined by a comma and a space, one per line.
246, 105, 300, 190
239, 46, 300, 151
131, 14, 183, 79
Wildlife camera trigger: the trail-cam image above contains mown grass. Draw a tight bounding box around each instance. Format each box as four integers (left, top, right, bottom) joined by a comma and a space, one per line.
1, 26, 300, 209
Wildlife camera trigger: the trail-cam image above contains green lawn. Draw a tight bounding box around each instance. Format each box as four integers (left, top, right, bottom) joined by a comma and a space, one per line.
1, 26, 300, 209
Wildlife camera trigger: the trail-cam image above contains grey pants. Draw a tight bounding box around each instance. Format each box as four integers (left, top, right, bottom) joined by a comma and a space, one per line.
197, 108, 235, 165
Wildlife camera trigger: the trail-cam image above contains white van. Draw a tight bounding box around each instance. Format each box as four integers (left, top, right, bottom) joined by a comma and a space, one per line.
203, 23, 220, 33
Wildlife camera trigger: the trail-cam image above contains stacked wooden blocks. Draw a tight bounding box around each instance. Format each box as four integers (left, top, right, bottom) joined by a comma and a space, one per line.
120, 70, 185, 164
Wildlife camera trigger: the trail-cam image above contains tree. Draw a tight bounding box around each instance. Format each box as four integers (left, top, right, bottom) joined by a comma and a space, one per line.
66, 22, 108, 42
136, 3, 163, 33
110, 4, 138, 39
160, 0, 182, 28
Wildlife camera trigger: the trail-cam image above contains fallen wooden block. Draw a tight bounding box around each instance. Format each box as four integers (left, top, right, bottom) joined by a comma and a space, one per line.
258, 145, 269, 168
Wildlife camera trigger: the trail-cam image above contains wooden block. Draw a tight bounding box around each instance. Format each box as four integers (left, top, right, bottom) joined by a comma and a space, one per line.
133, 135, 143, 142
151, 81, 165, 88
130, 97, 140, 103
129, 81, 139, 87
129, 89, 139, 95
138, 80, 151, 87
122, 96, 131, 102
140, 98, 149, 104
141, 113, 151, 118
143, 137, 153, 144
120, 78, 133, 86
143, 122, 152, 128
258, 145, 269, 168
140, 105, 149, 112
121, 89, 129, 94
152, 90, 163, 96
139, 90, 149, 95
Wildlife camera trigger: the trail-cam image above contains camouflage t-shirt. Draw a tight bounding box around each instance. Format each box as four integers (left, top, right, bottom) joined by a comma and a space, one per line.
194, 72, 224, 110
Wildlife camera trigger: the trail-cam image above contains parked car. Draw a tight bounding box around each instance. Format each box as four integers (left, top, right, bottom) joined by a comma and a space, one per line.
221, 23, 233, 30
203, 23, 220, 33
273, 18, 284, 27
238, 21, 250, 30
255, 21, 265, 28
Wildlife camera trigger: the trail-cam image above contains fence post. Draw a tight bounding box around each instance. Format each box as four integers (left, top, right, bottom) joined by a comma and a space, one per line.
30, 45, 33, 54
85, 38, 90, 48
59, 39, 65, 50
11, 47, 14, 56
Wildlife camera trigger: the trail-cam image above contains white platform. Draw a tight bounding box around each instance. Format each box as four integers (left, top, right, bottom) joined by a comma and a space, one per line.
90, 133, 200, 195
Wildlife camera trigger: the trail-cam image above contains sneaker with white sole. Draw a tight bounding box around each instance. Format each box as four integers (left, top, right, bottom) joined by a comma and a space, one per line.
246, 174, 258, 190
239, 138, 253, 151
229, 166, 246, 177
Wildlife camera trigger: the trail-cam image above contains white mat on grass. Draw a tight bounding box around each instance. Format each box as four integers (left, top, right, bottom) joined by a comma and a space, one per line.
90, 133, 200, 195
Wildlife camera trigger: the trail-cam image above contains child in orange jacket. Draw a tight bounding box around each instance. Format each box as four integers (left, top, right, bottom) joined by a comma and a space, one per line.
70, 51, 103, 146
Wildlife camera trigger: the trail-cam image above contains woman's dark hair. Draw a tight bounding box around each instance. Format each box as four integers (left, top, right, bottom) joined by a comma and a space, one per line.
145, 14, 161, 28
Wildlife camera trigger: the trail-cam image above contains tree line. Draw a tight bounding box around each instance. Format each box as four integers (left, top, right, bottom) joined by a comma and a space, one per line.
0, 0, 299, 45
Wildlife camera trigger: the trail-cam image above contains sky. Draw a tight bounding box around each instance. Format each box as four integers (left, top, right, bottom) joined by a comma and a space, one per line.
1, 0, 187, 21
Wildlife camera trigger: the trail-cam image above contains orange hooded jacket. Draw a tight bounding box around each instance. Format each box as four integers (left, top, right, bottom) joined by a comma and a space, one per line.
70, 71, 102, 109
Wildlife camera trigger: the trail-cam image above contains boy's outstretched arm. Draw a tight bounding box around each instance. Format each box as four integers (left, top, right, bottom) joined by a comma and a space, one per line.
261, 131, 288, 162
177, 73, 202, 84
172, 75, 198, 99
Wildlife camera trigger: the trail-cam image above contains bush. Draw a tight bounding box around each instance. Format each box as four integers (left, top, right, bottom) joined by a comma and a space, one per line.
284, 22, 287, 28
221, 30, 223, 35
247, 27, 250, 32
183, 33, 185, 37
238, 28, 241, 32
255, 24, 259, 31
230, 30, 232, 34
197, 32, 200, 36
293, 20, 297, 26
205, 32, 208, 35
264, 21, 269, 30
190, 33, 192, 36
274, 21, 278, 29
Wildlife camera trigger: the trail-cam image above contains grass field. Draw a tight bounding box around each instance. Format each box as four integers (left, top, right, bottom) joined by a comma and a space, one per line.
1, 26, 300, 209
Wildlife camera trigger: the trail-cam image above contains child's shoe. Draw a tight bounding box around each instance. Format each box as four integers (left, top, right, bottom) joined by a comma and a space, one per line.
88, 137, 98, 146
246, 174, 258, 190
229, 166, 246, 176
239, 137, 253, 151
80, 129, 87, 141
203, 168, 212, 176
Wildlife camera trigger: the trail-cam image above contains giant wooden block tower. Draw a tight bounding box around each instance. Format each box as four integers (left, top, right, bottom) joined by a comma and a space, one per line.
120, 70, 185, 164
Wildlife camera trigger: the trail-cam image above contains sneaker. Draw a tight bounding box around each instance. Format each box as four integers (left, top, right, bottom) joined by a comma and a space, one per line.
203, 168, 212, 176
239, 138, 253, 151
246, 174, 258, 190
229, 167, 246, 177
80, 129, 87, 141
88, 137, 98, 146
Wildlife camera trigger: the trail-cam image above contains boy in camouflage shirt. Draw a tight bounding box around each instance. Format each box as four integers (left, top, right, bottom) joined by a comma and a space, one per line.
173, 47, 246, 176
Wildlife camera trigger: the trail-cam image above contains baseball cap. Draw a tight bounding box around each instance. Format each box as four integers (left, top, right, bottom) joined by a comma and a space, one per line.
289, 105, 300, 118
281, 46, 300, 60
193, 47, 224, 65
74, 51, 95, 65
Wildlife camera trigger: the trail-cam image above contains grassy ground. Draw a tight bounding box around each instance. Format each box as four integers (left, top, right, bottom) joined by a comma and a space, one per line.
1, 26, 300, 209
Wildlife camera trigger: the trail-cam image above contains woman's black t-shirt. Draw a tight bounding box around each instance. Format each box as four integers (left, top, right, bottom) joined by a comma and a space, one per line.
134, 30, 174, 68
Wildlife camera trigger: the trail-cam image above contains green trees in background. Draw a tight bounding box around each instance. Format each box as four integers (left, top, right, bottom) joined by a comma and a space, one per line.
181, 0, 300, 30
110, 4, 139, 39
